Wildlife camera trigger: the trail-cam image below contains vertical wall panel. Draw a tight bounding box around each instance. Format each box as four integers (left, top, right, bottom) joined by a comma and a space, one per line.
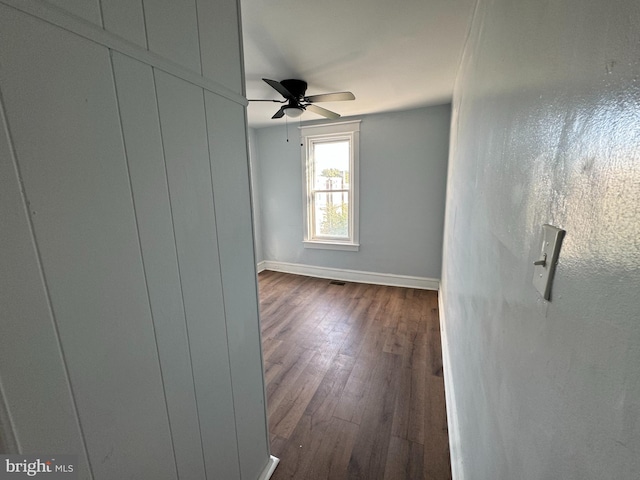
42, 0, 102, 25
1, 2, 271, 478
0, 93, 91, 479
154, 70, 241, 480
111, 52, 206, 480
101, 0, 147, 47
205, 93, 270, 479
0, 8, 175, 479
144, 0, 202, 73
197, 0, 243, 94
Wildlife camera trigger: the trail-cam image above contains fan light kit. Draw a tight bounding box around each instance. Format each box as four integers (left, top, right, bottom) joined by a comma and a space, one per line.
250, 78, 355, 120
284, 106, 304, 118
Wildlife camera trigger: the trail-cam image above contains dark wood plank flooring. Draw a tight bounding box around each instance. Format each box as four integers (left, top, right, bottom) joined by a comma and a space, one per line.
258, 271, 450, 480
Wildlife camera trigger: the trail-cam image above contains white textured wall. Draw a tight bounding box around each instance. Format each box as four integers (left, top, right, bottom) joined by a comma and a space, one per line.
0, 1, 269, 479
442, 0, 640, 478
256, 105, 450, 279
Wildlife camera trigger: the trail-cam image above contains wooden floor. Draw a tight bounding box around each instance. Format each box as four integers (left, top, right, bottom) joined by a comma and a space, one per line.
258, 271, 450, 480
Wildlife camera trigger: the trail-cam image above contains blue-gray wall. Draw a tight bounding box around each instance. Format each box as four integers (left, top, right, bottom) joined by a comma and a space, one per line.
248, 128, 265, 264
252, 105, 451, 279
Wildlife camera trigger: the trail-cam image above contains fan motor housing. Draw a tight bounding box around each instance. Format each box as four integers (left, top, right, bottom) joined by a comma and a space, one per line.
280, 79, 308, 99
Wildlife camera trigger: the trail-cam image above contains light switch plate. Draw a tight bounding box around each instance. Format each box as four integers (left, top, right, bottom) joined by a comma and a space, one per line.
532, 224, 566, 301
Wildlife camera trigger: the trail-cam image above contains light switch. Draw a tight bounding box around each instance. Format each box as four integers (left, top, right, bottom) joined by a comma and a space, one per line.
532, 224, 566, 301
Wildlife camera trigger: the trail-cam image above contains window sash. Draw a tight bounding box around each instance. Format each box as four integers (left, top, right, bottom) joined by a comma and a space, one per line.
308, 135, 353, 242
311, 190, 350, 239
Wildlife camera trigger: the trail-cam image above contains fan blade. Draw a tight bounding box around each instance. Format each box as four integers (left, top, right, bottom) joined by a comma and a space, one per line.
304, 92, 355, 103
272, 106, 286, 119
306, 104, 340, 119
263, 78, 295, 99
248, 99, 286, 102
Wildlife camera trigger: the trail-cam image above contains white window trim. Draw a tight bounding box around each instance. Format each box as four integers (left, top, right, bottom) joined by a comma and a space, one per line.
300, 120, 360, 251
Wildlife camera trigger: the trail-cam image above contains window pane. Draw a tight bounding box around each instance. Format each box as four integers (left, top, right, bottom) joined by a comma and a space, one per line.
314, 191, 349, 238
313, 141, 350, 190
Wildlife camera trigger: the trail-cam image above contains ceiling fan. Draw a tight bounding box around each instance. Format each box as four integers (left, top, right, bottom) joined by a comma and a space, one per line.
250, 78, 355, 120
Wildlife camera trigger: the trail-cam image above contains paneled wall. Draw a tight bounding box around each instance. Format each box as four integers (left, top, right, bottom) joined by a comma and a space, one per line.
0, 1, 269, 479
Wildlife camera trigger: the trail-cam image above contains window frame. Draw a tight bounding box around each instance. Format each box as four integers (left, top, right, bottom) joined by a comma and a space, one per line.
301, 120, 360, 251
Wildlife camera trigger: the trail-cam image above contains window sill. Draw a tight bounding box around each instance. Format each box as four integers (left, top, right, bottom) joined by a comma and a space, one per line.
303, 240, 360, 251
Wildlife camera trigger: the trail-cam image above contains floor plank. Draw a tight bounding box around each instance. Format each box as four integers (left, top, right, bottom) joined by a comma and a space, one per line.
258, 271, 451, 480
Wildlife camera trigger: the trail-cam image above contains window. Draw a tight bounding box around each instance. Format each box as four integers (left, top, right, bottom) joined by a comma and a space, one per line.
301, 121, 360, 250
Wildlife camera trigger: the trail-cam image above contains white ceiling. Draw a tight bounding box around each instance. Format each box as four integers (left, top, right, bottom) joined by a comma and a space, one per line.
241, 0, 477, 128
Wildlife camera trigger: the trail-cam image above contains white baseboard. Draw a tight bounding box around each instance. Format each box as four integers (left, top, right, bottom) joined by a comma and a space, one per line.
259, 260, 439, 290
439, 287, 464, 480
256, 260, 267, 273
257, 455, 279, 480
